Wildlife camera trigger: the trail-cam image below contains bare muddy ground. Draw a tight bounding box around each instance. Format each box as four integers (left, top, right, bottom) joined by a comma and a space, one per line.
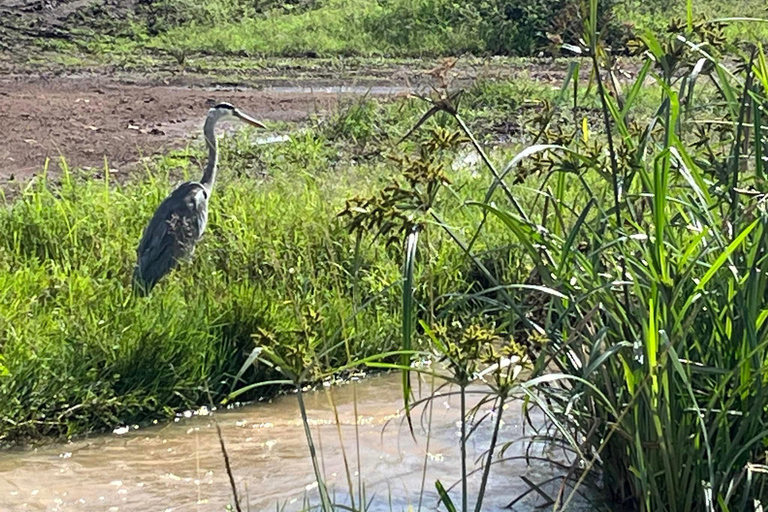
0, 75, 388, 184
0, 56, 487, 184
0, 56, 593, 185
0, 54, 641, 190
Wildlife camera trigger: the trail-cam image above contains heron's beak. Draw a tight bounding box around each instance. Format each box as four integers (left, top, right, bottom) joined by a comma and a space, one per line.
234, 109, 267, 129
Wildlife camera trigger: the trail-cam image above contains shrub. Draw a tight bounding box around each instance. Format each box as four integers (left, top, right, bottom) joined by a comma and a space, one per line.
366, 0, 634, 56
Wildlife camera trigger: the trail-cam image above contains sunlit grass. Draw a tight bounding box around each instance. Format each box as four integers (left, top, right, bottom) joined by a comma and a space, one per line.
4, 23, 768, 509
223, 11, 768, 512
86, 0, 768, 59
0, 88, 539, 444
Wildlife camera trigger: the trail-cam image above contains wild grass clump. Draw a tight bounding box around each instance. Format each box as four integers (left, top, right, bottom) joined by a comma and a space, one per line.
331, 6, 768, 511
0, 85, 541, 444
0, 131, 411, 443
231, 7, 768, 512
148, 0, 633, 57
514, 15, 768, 509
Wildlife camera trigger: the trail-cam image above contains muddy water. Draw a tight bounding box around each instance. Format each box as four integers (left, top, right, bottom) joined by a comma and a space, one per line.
0, 374, 595, 512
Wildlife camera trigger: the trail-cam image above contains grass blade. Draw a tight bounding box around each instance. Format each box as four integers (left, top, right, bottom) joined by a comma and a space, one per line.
695, 219, 759, 292
402, 227, 419, 438
435, 480, 458, 512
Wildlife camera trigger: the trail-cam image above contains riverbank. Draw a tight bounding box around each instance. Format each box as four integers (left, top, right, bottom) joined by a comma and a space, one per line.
0, 73, 549, 443
0, 56, 587, 185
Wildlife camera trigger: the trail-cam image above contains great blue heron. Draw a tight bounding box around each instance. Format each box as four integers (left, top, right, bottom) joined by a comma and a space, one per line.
132, 103, 266, 295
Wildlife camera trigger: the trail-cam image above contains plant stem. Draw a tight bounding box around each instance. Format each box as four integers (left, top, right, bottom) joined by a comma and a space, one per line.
352, 381, 363, 507
430, 211, 544, 336
453, 113, 528, 222
730, 51, 756, 222
591, 49, 630, 315
418, 372, 437, 512
296, 385, 333, 512
451, 112, 529, 254
474, 392, 506, 512
215, 420, 242, 512
461, 383, 468, 512
325, 387, 356, 511
402, 227, 419, 438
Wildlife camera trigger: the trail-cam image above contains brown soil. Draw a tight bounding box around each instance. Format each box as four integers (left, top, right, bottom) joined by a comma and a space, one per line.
0, 56, 637, 189
0, 75, 351, 184
0, 0, 134, 50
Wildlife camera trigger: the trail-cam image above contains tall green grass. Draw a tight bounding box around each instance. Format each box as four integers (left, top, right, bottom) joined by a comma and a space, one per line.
519, 11, 768, 510
0, 128, 411, 443
239, 8, 768, 512
0, 89, 537, 444
334, 7, 768, 512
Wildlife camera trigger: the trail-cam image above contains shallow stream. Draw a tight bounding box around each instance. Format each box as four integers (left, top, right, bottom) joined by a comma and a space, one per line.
0, 373, 595, 511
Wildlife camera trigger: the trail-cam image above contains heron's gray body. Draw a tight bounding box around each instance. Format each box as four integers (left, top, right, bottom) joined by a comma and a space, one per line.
133, 182, 209, 293
132, 103, 265, 295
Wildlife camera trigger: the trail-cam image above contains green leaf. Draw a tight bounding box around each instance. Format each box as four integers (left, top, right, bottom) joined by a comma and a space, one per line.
667, 338, 715, 496
621, 59, 652, 120
642, 31, 666, 67
435, 480, 458, 512
686, 0, 693, 32
557, 61, 581, 103
559, 198, 594, 275
584, 341, 633, 378
467, 202, 546, 270
401, 228, 419, 436
224, 379, 293, 404
754, 85, 765, 180
232, 347, 263, 390
714, 65, 740, 120
696, 219, 759, 292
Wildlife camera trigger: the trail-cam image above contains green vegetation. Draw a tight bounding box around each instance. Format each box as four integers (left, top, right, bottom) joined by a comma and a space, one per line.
0, 147, 405, 441
141, 0, 593, 57
0, 85, 547, 444
121, 0, 768, 57
384, 16, 768, 512
507, 39, 768, 511
5, 0, 768, 510
16, 0, 767, 61
225, 12, 768, 512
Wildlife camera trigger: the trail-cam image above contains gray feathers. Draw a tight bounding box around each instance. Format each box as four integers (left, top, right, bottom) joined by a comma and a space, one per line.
132, 103, 264, 295
132, 183, 208, 295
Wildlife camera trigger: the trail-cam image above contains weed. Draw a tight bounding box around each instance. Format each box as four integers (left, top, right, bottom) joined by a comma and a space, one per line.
8, 0, 767, 60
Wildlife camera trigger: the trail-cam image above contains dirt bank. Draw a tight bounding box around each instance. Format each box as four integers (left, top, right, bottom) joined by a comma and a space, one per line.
0, 0, 134, 50
0, 76, 360, 184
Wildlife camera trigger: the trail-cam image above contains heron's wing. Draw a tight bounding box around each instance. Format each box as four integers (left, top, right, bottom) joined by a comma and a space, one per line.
134, 182, 209, 291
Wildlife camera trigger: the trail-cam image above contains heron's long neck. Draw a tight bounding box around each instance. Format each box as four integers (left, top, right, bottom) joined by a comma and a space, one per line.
200, 116, 218, 192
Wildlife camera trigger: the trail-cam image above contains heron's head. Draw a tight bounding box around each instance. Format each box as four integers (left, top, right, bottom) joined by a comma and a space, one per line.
207, 103, 266, 129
